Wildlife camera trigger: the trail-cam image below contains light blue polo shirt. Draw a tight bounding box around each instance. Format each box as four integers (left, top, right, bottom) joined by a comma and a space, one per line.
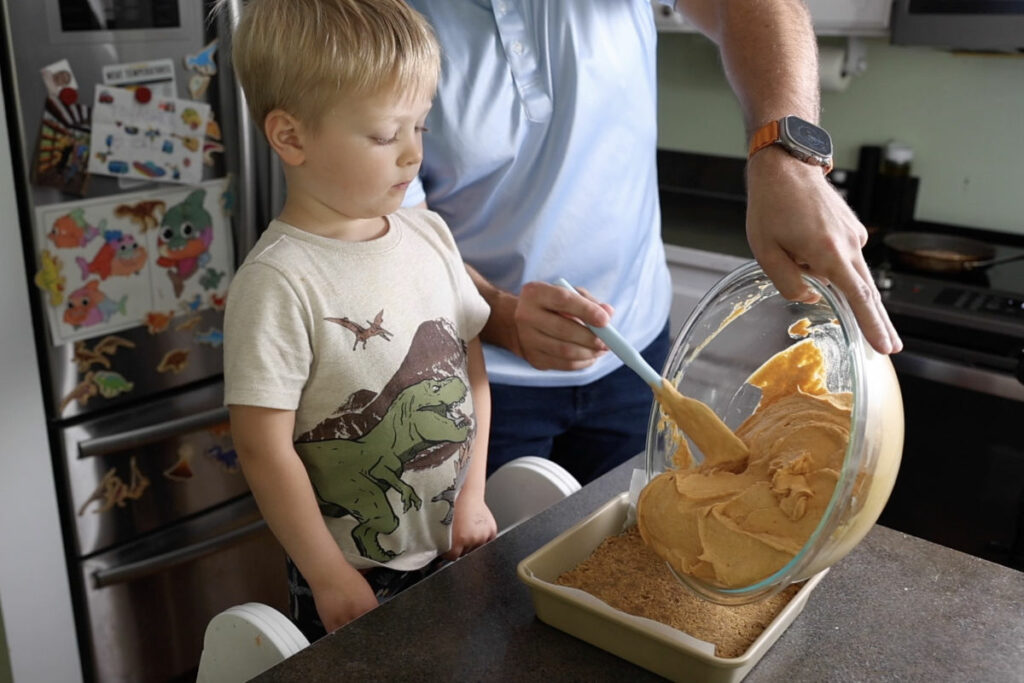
405, 0, 672, 387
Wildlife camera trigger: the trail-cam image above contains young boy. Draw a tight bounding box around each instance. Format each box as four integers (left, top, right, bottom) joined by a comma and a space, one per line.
223, 0, 496, 641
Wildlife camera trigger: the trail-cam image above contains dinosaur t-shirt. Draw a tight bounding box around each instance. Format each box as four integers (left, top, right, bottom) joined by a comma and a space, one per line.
224, 208, 490, 571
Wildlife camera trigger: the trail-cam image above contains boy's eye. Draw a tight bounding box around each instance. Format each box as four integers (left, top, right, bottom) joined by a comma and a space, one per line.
372, 134, 398, 145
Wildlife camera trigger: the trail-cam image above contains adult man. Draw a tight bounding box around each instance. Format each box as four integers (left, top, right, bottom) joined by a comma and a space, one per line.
405, 0, 901, 484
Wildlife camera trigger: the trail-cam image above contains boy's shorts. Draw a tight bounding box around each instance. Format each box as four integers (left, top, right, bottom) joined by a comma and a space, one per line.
286, 556, 448, 642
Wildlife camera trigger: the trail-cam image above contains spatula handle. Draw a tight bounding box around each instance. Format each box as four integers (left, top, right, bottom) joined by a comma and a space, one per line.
554, 278, 663, 388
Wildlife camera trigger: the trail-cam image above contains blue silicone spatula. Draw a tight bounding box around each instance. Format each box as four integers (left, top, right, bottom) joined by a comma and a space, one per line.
554, 278, 662, 388
555, 277, 749, 466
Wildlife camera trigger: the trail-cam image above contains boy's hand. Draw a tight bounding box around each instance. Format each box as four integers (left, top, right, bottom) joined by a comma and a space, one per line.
311, 571, 378, 633
445, 492, 497, 560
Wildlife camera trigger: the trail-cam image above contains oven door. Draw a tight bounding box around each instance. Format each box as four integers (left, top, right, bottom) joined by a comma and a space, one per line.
879, 349, 1024, 570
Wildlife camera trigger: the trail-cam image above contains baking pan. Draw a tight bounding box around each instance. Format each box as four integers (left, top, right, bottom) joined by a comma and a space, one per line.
517, 492, 827, 683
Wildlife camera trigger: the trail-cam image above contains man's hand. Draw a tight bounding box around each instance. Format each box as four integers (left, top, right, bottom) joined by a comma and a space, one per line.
745, 149, 902, 355
471, 266, 615, 371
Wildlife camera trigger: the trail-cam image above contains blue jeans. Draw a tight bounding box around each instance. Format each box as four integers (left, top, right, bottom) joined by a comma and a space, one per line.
486, 322, 671, 485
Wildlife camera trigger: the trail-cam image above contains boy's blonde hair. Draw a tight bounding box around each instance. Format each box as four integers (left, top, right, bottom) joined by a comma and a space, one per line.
229, 0, 441, 132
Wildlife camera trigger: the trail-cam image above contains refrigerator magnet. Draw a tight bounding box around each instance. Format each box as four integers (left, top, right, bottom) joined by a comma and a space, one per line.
87, 85, 210, 185
91, 370, 135, 399
157, 348, 190, 374
77, 456, 150, 516
183, 40, 218, 77
144, 310, 176, 334
205, 445, 240, 473
164, 444, 196, 481
193, 328, 224, 348
34, 249, 66, 307
32, 97, 92, 196
102, 59, 177, 99
72, 340, 112, 373
59, 372, 99, 415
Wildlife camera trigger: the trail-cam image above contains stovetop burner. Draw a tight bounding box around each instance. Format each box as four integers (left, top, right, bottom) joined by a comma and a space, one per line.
871, 228, 1024, 373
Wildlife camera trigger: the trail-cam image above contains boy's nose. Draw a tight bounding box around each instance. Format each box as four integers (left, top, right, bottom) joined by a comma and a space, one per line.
399, 141, 422, 167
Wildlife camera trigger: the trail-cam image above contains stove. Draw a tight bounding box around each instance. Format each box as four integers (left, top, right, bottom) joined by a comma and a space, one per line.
872, 227, 1024, 570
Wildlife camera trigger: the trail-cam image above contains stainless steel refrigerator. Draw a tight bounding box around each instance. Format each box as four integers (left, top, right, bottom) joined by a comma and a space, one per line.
0, 1, 288, 680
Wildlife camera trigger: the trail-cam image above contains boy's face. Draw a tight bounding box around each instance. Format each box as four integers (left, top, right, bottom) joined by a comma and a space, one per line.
294, 87, 432, 220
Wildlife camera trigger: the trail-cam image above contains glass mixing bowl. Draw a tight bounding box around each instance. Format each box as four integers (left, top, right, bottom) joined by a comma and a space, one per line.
643, 260, 904, 605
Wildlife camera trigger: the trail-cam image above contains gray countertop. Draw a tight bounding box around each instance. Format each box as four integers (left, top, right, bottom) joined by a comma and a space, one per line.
254, 455, 1024, 682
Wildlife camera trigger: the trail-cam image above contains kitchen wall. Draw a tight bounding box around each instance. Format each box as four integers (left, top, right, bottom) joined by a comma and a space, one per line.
656, 33, 1024, 235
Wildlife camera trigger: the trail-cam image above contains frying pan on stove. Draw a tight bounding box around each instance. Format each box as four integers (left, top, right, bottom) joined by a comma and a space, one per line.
883, 231, 1024, 274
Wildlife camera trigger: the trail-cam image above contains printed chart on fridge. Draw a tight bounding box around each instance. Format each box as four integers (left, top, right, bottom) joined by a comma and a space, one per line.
34, 176, 234, 345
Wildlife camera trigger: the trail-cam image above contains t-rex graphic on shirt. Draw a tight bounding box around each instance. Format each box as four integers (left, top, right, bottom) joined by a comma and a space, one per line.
296, 376, 470, 563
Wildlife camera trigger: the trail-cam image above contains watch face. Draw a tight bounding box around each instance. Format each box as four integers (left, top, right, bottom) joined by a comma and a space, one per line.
782, 116, 833, 157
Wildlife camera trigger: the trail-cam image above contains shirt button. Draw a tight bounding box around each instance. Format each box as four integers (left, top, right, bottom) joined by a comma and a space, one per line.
511, 40, 524, 55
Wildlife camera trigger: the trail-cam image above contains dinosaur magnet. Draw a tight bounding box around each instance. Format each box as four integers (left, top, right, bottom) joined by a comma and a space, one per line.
144, 310, 176, 334
194, 327, 223, 347
199, 268, 226, 291
184, 40, 218, 76
113, 200, 166, 232
71, 335, 135, 377
92, 370, 134, 398
205, 444, 239, 473
157, 348, 190, 374
59, 371, 98, 414
34, 250, 66, 306
93, 335, 136, 357
77, 456, 149, 516
72, 341, 111, 372
175, 315, 202, 332
164, 444, 195, 481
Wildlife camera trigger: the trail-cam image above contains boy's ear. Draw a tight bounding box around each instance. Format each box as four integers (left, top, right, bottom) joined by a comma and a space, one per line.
264, 109, 305, 166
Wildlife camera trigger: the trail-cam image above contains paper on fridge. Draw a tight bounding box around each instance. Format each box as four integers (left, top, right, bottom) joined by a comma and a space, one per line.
87, 85, 210, 185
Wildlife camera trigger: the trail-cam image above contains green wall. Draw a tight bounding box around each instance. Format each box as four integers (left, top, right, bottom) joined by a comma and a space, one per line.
656, 33, 1024, 235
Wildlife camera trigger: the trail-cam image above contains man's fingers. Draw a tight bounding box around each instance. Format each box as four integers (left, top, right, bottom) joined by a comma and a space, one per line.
756, 248, 820, 304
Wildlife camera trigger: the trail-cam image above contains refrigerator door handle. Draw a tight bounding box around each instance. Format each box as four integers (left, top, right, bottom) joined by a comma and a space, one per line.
221, 0, 259, 256
91, 518, 267, 588
79, 406, 230, 458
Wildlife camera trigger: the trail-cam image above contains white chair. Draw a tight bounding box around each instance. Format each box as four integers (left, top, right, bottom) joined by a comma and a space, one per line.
485, 456, 582, 533
196, 602, 309, 683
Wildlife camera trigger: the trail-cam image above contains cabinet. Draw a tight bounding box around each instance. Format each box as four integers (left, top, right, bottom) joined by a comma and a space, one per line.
664, 244, 748, 336
653, 0, 891, 37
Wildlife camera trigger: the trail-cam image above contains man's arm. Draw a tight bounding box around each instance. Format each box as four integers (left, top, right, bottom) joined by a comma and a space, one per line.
409, 201, 612, 371
677, 0, 902, 354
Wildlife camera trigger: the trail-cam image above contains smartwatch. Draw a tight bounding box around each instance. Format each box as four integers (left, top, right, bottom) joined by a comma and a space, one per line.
748, 115, 834, 174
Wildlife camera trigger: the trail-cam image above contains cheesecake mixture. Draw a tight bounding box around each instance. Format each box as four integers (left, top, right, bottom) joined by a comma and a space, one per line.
638, 330, 852, 588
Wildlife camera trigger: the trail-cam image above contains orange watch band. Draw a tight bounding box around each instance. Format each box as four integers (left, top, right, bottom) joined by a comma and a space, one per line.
748, 120, 781, 160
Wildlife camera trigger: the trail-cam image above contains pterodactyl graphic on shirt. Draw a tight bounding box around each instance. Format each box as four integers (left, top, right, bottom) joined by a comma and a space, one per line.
325, 309, 394, 350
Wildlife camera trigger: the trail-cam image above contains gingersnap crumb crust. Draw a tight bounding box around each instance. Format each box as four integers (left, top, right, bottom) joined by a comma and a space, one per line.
555, 526, 801, 658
